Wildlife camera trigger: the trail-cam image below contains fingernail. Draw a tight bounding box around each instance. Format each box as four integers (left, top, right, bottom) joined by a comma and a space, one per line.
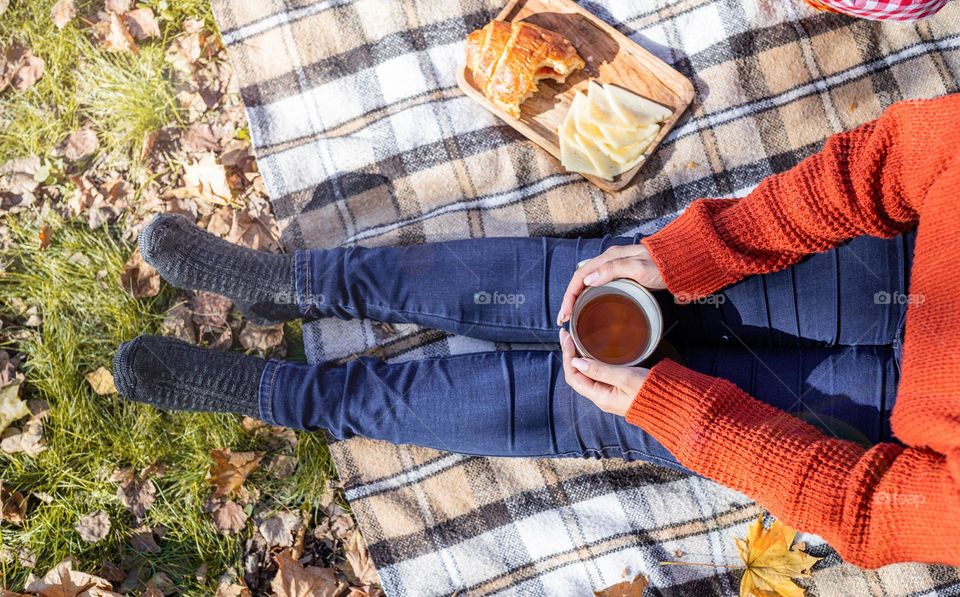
571, 358, 589, 372
583, 273, 599, 285
556, 313, 564, 326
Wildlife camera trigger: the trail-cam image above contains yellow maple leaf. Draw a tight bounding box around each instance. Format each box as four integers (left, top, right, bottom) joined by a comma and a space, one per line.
736, 515, 821, 597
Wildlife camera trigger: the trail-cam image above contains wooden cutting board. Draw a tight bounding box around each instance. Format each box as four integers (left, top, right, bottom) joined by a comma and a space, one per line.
456, 0, 695, 192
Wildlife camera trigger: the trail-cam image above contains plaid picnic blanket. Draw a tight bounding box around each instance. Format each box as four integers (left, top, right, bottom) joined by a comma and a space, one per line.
210, 0, 960, 594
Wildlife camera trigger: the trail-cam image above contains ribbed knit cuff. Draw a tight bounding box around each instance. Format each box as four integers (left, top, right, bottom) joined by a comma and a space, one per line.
642, 202, 742, 299
625, 359, 723, 452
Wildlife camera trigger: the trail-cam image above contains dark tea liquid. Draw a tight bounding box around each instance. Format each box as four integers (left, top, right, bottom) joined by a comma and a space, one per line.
575, 292, 650, 365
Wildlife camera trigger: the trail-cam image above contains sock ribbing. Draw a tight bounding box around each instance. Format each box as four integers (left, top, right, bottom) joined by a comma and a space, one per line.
139, 214, 301, 324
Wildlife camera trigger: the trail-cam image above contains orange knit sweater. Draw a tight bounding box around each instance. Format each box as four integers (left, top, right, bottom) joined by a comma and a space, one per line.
632, 95, 960, 567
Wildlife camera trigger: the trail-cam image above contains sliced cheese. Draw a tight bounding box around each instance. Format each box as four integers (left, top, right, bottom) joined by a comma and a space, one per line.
572, 132, 620, 180
571, 93, 606, 147
558, 82, 671, 180
604, 84, 673, 125
586, 80, 620, 126
559, 134, 596, 177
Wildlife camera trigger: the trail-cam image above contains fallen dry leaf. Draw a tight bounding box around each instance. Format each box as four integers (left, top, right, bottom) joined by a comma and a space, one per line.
2, 45, 45, 92
271, 550, 340, 597
119, 247, 160, 298
0, 350, 22, 386
85, 367, 116, 395
161, 301, 197, 344
207, 448, 263, 499
225, 207, 281, 253
210, 500, 247, 534
93, 12, 138, 54
123, 8, 160, 40
259, 510, 301, 548
37, 224, 52, 250
344, 530, 380, 588
1, 482, 26, 525
214, 579, 252, 597
109, 467, 156, 519
165, 20, 204, 74
96, 562, 126, 586
0, 379, 29, 435
104, 0, 131, 12
190, 291, 232, 328
51, 0, 76, 29
183, 153, 233, 206
76, 511, 111, 543
737, 515, 821, 597
594, 575, 649, 597
181, 123, 219, 153
1, 400, 48, 457
239, 322, 284, 353
129, 525, 161, 553
25, 557, 121, 597
63, 127, 99, 161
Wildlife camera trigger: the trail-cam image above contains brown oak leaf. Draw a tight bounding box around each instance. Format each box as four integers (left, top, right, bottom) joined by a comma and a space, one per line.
25, 557, 121, 597
270, 550, 340, 597
207, 448, 263, 499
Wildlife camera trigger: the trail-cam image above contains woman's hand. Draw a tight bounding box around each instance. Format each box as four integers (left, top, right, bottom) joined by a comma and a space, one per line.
559, 328, 649, 417
556, 244, 666, 326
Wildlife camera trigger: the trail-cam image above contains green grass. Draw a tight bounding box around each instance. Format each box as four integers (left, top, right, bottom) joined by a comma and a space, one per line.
0, 0, 213, 166
0, 4, 341, 592
0, 218, 333, 593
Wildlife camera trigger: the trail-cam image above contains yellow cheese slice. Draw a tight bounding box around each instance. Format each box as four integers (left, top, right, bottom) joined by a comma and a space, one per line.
604, 84, 673, 125
572, 132, 622, 180
586, 80, 621, 126
571, 92, 606, 147
560, 134, 597, 177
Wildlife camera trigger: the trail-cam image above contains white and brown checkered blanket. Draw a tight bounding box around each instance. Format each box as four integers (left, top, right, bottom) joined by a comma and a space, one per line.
210, 0, 960, 594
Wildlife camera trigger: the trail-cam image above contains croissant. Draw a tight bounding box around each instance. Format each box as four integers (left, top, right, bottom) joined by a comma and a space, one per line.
465, 20, 585, 118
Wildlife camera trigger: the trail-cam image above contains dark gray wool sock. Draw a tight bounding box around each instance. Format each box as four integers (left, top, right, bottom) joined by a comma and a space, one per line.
139, 213, 301, 324
113, 335, 264, 419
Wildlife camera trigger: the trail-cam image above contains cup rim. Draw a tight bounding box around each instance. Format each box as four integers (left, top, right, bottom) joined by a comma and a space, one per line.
569, 279, 663, 367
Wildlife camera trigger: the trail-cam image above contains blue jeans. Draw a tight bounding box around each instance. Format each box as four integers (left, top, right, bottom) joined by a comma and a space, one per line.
258, 231, 915, 473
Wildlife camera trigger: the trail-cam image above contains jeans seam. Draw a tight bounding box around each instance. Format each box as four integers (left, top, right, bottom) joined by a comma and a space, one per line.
358, 301, 559, 333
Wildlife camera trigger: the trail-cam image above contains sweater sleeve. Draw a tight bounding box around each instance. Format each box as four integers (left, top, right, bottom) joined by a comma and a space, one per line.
641, 97, 959, 299
627, 359, 960, 568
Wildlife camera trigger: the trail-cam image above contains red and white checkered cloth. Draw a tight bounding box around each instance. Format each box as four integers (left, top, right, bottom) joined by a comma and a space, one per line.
805, 0, 949, 20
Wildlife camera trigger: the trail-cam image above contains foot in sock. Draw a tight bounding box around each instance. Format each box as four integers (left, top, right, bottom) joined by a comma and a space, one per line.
139, 213, 301, 324
113, 335, 264, 419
